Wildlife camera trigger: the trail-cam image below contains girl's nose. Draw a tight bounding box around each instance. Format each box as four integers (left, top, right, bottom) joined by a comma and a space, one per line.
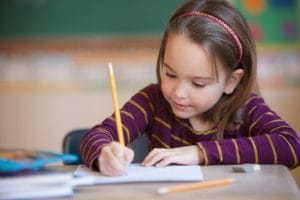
174, 83, 188, 99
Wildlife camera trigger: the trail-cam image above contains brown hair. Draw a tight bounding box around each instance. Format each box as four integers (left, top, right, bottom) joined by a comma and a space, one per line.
156, 0, 258, 139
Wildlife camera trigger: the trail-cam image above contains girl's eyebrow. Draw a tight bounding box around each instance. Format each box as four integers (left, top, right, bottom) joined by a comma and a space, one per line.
163, 62, 175, 72
194, 76, 213, 81
163, 62, 213, 80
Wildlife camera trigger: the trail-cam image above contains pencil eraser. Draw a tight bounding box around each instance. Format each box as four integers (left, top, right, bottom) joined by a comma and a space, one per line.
232, 164, 261, 173
157, 187, 168, 195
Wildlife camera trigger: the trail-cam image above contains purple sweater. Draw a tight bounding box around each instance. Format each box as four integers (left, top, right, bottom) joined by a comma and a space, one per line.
80, 84, 300, 169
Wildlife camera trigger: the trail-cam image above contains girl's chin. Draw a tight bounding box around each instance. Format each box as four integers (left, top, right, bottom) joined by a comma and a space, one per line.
172, 109, 192, 119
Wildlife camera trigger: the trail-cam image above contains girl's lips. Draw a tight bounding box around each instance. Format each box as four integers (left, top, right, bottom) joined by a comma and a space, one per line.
173, 101, 190, 111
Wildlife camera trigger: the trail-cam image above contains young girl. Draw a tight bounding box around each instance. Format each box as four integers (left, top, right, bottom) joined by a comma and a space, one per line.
80, 0, 300, 176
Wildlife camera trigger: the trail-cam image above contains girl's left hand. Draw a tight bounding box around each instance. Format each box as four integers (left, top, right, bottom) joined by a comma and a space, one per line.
141, 145, 203, 167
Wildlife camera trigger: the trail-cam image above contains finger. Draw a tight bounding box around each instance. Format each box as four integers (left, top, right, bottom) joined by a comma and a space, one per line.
101, 154, 127, 176
143, 149, 170, 167
111, 142, 124, 158
142, 148, 163, 165
99, 144, 127, 176
155, 156, 174, 167
111, 145, 133, 166
124, 148, 134, 164
104, 148, 133, 176
142, 150, 157, 166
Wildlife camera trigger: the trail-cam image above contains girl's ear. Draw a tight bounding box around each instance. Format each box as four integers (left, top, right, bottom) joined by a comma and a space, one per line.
224, 69, 244, 94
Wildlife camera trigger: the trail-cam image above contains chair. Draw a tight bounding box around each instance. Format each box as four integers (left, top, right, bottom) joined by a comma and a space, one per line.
62, 129, 148, 165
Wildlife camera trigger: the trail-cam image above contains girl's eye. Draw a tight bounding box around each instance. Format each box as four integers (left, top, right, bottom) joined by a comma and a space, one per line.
192, 82, 206, 88
165, 72, 176, 78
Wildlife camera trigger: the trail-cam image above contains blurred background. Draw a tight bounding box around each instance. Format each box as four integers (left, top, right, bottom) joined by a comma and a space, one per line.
0, 0, 299, 184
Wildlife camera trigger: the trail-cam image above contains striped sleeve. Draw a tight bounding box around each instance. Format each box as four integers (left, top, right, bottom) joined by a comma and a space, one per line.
79, 84, 157, 169
198, 93, 300, 169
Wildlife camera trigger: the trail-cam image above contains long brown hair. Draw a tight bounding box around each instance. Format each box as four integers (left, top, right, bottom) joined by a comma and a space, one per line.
156, 0, 258, 139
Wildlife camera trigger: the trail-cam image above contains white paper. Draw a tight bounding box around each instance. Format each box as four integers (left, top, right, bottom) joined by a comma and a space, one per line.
74, 164, 203, 184
0, 183, 73, 200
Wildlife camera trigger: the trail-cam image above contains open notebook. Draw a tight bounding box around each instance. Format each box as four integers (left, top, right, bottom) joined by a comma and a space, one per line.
74, 164, 203, 184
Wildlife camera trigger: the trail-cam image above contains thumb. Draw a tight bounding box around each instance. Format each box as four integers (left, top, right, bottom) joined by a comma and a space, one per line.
123, 148, 134, 164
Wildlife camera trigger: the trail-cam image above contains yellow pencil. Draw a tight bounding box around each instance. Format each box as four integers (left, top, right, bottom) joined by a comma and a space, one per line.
157, 178, 235, 195
107, 62, 125, 146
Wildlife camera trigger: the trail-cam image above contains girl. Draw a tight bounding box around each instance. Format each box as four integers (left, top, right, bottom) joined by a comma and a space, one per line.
80, 0, 300, 176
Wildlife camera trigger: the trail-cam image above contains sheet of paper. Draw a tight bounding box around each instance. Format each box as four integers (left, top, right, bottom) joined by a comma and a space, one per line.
74, 164, 203, 184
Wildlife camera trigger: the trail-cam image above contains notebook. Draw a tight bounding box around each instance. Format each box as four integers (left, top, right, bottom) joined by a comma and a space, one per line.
0, 183, 73, 200
74, 164, 203, 184
0, 167, 73, 186
0, 168, 74, 200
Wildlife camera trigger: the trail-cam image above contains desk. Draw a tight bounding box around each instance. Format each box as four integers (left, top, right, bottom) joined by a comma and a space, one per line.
57, 165, 299, 200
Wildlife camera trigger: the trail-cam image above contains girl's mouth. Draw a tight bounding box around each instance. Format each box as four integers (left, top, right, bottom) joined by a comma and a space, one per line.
173, 101, 190, 112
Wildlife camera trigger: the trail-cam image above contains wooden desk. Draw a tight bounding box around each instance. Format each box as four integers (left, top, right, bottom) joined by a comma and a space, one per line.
58, 165, 299, 200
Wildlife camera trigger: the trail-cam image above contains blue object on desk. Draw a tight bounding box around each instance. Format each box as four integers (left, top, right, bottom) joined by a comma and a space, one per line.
0, 149, 78, 173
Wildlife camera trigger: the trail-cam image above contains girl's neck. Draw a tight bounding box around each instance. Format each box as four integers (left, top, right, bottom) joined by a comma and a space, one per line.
189, 116, 215, 132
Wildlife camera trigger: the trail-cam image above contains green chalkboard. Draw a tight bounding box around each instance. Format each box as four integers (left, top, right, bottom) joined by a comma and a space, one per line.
0, 0, 299, 44
0, 0, 183, 37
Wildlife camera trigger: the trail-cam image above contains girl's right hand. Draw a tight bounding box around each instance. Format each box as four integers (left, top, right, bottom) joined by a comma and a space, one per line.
97, 141, 134, 176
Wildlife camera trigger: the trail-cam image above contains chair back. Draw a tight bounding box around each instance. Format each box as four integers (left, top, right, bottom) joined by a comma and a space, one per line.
62, 129, 87, 165
62, 129, 148, 165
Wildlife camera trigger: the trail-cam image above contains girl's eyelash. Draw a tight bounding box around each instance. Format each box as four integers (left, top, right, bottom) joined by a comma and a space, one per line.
166, 72, 176, 78
165, 72, 205, 88
192, 82, 206, 88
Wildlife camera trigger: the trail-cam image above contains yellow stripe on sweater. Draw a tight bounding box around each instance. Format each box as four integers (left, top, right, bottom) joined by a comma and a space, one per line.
215, 141, 223, 163
231, 139, 240, 164
139, 91, 154, 112
249, 112, 274, 136
279, 135, 298, 168
170, 134, 191, 145
129, 100, 149, 124
265, 134, 278, 164
198, 143, 208, 165
151, 134, 170, 148
249, 137, 258, 163
155, 117, 171, 129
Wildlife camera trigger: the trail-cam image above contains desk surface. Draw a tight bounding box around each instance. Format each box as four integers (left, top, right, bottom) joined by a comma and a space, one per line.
58, 165, 299, 200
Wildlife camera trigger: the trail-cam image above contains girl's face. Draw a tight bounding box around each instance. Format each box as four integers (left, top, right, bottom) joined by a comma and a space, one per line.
161, 33, 233, 121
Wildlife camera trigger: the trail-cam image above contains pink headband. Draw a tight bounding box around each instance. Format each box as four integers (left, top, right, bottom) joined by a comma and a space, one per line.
175, 11, 243, 65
